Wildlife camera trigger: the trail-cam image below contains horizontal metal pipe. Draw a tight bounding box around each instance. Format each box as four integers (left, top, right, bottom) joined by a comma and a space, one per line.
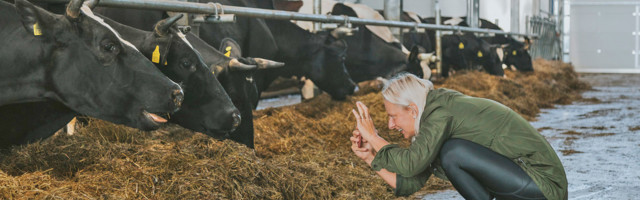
37, 0, 536, 37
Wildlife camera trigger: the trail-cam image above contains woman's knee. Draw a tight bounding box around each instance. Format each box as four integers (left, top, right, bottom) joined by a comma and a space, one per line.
439, 139, 476, 168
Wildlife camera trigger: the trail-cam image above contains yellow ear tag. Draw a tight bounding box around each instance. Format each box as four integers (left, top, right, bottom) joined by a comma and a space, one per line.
512, 50, 517, 56
33, 23, 42, 36
458, 42, 464, 49
152, 45, 161, 63
477, 51, 483, 58
224, 46, 232, 57
164, 60, 168, 66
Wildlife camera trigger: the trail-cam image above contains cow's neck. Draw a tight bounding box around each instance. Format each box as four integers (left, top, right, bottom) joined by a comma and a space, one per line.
266, 19, 320, 73
0, 10, 55, 105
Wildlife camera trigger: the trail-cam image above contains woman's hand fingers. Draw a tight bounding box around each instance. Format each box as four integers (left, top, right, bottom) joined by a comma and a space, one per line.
352, 130, 361, 137
352, 109, 362, 126
357, 101, 371, 121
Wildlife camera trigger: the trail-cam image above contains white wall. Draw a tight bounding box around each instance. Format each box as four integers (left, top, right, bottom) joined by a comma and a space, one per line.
354, 0, 547, 33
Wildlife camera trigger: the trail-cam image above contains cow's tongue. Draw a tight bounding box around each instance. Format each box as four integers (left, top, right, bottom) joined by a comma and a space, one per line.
147, 113, 167, 123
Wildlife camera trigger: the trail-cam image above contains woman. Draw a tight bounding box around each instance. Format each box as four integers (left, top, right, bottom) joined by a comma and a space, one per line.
350, 73, 567, 199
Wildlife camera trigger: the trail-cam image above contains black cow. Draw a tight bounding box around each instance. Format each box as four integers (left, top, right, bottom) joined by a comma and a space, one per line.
424, 16, 533, 72
329, 3, 427, 83
256, 10, 357, 100
0, 12, 242, 147
0, 0, 182, 148
92, 7, 285, 149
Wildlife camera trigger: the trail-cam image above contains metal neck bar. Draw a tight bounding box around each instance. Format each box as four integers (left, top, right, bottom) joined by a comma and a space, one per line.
38, 0, 536, 37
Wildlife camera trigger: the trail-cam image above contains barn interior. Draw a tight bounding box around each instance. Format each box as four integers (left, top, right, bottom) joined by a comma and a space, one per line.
0, 0, 638, 199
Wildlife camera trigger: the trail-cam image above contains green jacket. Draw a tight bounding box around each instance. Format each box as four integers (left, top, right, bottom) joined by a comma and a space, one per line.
371, 88, 568, 199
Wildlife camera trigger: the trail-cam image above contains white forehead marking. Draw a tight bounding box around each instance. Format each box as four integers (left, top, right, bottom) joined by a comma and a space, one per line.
80, 6, 139, 51
176, 32, 195, 50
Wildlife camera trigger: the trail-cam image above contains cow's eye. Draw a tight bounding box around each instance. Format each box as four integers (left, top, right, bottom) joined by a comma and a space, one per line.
181, 60, 192, 68
102, 42, 118, 53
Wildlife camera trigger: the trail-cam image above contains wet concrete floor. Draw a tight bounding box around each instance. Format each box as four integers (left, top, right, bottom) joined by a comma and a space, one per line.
422, 73, 640, 199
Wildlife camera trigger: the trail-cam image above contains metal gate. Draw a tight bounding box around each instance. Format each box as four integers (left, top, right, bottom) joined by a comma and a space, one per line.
528, 16, 561, 60
569, 1, 640, 73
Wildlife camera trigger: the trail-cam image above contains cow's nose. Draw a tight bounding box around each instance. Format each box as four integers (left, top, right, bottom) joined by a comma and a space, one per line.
171, 89, 184, 111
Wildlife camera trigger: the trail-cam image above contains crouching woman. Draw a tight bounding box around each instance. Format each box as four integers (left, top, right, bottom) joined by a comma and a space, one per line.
350, 73, 567, 199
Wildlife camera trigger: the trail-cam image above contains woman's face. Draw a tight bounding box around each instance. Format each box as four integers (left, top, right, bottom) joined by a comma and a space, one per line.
384, 100, 417, 139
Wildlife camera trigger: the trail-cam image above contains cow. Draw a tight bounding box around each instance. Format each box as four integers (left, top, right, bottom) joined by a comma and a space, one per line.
256, 13, 357, 100
91, 7, 285, 149
0, 0, 184, 148
0, 11, 244, 147
383, 15, 501, 78
423, 16, 533, 72
327, 3, 430, 82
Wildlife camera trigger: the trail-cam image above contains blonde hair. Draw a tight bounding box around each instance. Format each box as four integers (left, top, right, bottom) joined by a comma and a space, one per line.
381, 73, 434, 136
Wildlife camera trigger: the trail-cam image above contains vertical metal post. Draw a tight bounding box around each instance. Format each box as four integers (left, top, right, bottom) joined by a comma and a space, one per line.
467, 0, 479, 28
312, 0, 321, 32
635, 5, 639, 68
562, 0, 570, 62
384, 0, 402, 40
511, 0, 519, 33
550, 0, 554, 16
435, 0, 442, 78
533, 0, 541, 16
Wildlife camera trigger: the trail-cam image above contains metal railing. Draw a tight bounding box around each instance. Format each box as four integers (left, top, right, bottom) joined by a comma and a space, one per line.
528, 16, 561, 60
37, 0, 541, 78
38, 0, 536, 38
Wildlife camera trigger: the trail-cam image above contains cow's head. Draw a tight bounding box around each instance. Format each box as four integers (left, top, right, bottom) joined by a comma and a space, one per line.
406, 45, 428, 78
303, 31, 356, 100
13, 0, 182, 130
118, 15, 242, 138
331, 3, 420, 82
213, 38, 284, 148
502, 37, 533, 72
473, 37, 505, 76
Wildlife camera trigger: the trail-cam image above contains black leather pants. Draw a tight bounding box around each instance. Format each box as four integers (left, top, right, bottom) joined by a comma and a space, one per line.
439, 139, 547, 200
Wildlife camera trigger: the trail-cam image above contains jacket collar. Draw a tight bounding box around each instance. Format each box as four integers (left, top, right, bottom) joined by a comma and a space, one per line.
421, 88, 443, 120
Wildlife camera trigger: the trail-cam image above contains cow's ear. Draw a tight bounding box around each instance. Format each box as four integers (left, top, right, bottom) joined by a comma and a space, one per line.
272, 0, 303, 12
329, 39, 348, 52
408, 45, 420, 62
219, 38, 243, 59
331, 3, 357, 17
523, 37, 531, 50
15, 0, 52, 37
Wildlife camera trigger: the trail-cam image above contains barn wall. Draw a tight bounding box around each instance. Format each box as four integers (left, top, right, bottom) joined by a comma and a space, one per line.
570, 0, 640, 73
352, 0, 548, 33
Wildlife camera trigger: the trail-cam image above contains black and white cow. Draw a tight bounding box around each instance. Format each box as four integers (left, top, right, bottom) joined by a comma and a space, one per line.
0, 0, 184, 147
0, 10, 244, 147
254, 4, 357, 100
403, 17, 502, 77
423, 16, 533, 72
328, 3, 429, 82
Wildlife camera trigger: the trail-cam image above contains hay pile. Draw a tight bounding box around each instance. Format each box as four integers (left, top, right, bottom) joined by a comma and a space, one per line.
0, 60, 588, 199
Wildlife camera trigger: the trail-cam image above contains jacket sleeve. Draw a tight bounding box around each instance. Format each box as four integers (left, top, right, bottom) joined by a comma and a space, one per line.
371, 114, 454, 177
394, 169, 433, 196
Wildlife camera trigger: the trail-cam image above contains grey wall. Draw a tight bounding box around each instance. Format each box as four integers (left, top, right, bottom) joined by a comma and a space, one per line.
570, 0, 640, 73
